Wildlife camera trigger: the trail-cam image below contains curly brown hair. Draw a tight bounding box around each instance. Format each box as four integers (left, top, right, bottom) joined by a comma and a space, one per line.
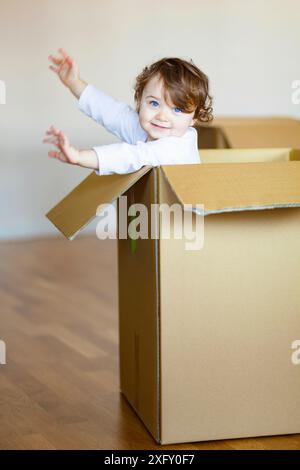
133, 57, 213, 125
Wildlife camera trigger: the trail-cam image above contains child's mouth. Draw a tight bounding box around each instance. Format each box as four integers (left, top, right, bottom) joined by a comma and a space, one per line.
151, 123, 170, 129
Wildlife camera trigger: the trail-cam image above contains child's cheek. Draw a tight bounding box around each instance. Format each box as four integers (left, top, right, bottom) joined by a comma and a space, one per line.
140, 104, 155, 122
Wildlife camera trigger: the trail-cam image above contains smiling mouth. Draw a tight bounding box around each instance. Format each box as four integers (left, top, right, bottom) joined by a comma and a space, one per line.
151, 123, 170, 129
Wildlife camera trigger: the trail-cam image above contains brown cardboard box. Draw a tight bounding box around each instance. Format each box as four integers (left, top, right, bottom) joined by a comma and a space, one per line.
196, 117, 300, 149
46, 148, 300, 444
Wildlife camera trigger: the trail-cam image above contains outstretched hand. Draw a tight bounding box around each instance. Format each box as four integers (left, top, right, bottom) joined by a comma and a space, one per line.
48, 48, 80, 89
43, 126, 80, 165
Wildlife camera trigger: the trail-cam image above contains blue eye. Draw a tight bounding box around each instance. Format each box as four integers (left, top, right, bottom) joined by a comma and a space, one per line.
174, 107, 182, 113
150, 100, 159, 107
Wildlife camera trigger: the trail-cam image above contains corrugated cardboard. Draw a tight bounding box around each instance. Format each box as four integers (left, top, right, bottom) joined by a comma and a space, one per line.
46, 165, 152, 240
196, 117, 300, 149
46, 148, 300, 444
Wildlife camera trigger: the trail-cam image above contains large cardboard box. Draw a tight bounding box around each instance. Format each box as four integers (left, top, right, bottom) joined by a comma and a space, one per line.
46, 148, 300, 445
196, 117, 300, 149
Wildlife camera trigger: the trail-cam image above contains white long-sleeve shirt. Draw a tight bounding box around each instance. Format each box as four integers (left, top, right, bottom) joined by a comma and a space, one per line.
78, 84, 201, 175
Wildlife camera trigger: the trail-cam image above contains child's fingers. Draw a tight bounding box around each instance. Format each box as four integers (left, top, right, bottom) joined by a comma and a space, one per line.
44, 127, 68, 152
58, 135, 67, 149
48, 54, 63, 66
66, 57, 74, 67
48, 150, 65, 162
49, 53, 71, 75
45, 129, 58, 136
44, 127, 61, 140
43, 137, 59, 146
48, 150, 60, 158
58, 131, 70, 149
48, 150, 67, 163
58, 48, 70, 60
44, 133, 59, 143
59, 130, 66, 141
61, 59, 71, 71
46, 126, 61, 136
58, 49, 75, 69
48, 125, 59, 133
61, 57, 74, 73
49, 65, 59, 74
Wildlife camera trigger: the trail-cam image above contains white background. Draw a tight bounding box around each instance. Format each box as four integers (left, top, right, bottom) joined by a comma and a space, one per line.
0, 0, 300, 240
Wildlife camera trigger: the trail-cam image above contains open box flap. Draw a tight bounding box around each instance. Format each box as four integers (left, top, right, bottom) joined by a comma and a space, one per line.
213, 117, 300, 127
197, 118, 300, 149
46, 166, 153, 240
213, 118, 300, 148
200, 148, 300, 164
161, 161, 300, 216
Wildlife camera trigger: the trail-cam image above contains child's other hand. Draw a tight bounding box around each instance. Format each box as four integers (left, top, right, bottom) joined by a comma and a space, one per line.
43, 126, 80, 165
48, 48, 79, 89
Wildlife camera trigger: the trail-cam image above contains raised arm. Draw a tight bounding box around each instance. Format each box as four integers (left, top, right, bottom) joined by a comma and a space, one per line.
77, 84, 146, 144
43, 127, 198, 174
48, 49, 147, 144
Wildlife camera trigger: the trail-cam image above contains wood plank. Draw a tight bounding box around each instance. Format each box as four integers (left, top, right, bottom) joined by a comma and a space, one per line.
0, 236, 299, 449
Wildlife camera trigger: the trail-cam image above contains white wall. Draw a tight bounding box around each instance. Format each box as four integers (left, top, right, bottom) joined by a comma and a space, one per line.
0, 0, 300, 240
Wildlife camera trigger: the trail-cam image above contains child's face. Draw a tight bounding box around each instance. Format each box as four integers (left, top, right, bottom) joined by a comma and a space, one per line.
138, 75, 196, 142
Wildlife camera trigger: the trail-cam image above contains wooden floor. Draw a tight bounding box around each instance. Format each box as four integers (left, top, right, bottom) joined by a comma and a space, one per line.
0, 236, 299, 450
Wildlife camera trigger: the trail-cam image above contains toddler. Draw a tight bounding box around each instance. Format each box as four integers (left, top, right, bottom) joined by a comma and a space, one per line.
43, 48, 213, 175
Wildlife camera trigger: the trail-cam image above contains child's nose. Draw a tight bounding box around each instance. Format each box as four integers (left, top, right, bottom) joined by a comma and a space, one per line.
155, 110, 169, 121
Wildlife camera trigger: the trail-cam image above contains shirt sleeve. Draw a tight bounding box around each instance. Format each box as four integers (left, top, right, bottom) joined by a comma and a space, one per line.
92, 137, 196, 176
78, 84, 144, 144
